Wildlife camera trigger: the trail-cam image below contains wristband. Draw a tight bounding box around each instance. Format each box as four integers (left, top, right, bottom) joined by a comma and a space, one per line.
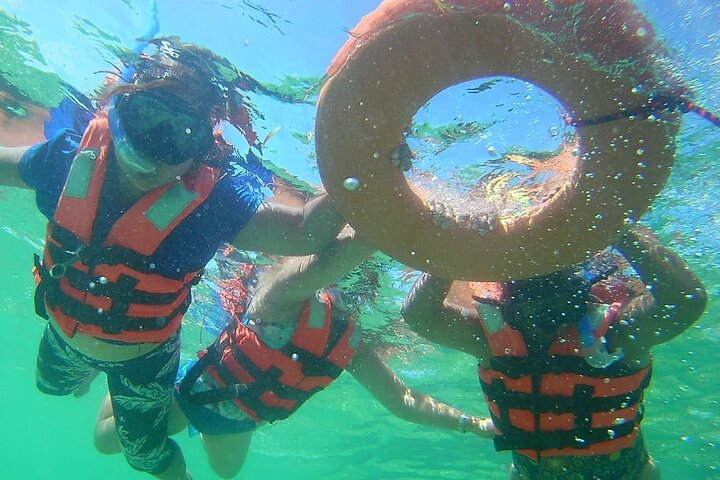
458, 414, 470, 434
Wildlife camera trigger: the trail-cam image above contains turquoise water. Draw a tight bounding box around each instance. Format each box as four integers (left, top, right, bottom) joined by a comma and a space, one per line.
1, 1, 719, 479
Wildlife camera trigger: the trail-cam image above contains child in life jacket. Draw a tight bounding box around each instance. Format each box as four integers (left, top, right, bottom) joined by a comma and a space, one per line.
400, 224, 707, 480
0, 36, 349, 480
94, 229, 494, 478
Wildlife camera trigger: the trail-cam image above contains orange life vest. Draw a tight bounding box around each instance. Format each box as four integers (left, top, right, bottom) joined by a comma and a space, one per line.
34, 115, 220, 343
180, 293, 358, 422
478, 303, 651, 460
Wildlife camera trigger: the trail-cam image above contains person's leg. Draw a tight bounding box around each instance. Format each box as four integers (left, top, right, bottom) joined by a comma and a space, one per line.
94, 393, 120, 454
167, 398, 191, 436
36, 323, 98, 395
639, 456, 661, 479
105, 334, 188, 479
200, 431, 253, 479
94, 392, 189, 455
74, 369, 101, 397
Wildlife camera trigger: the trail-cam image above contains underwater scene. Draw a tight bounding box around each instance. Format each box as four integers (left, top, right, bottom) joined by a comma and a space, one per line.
0, 1, 718, 479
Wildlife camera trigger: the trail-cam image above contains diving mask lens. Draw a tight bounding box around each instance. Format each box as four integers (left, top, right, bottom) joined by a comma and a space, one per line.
116, 91, 214, 165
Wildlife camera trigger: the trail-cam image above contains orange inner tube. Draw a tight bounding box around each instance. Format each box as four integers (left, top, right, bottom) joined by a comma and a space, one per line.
316, 0, 680, 281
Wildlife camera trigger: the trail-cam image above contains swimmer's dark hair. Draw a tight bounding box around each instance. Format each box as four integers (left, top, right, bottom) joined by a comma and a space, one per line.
102, 36, 263, 153
105, 37, 234, 119
502, 266, 589, 333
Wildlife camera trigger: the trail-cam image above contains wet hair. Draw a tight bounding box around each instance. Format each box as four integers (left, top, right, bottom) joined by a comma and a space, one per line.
502, 266, 590, 334
105, 37, 260, 150
109, 38, 227, 115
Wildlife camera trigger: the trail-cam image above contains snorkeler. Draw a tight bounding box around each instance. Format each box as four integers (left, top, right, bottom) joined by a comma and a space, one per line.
94, 230, 494, 478
401, 224, 707, 479
0, 37, 348, 480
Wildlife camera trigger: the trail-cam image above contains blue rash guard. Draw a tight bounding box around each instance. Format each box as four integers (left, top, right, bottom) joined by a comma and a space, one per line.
20, 128, 269, 277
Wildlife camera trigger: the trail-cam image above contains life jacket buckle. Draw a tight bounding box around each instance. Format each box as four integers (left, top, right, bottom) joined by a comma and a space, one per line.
49, 246, 85, 278
49, 263, 67, 279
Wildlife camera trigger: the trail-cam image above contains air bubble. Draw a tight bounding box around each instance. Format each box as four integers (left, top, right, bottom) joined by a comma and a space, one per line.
343, 177, 361, 191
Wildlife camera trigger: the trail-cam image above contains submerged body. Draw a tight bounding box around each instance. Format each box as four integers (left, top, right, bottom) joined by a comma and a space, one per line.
96, 232, 493, 478
0, 38, 344, 480
401, 225, 707, 480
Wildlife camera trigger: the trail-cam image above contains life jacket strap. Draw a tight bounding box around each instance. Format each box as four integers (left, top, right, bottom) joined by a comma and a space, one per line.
179, 343, 251, 405
482, 377, 646, 413
488, 354, 637, 379
33, 254, 51, 320
45, 288, 189, 334
492, 419, 638, 452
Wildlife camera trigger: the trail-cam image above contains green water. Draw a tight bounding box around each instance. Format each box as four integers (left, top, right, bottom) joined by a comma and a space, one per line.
1, 0, 719, 478
1, 171, 719, 479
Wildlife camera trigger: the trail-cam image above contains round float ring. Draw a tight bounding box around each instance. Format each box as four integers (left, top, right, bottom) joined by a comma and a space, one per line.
316, 0, 679, 281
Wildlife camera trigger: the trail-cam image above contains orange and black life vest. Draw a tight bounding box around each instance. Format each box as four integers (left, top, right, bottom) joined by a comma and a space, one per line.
478, 303, 651, 460
179, 293, 358, 422
33, 115, 221, 343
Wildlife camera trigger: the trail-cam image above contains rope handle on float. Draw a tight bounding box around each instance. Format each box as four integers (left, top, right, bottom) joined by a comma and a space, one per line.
565, 94, 720, 128
683, 100, 720, 127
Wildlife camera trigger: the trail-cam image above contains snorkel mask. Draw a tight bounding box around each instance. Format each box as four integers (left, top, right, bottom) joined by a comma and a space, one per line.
107, 37, 263, 166
108, 90, 214, 166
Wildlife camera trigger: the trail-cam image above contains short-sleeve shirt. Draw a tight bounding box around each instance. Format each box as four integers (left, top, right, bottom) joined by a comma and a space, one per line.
20, 128, 267, 276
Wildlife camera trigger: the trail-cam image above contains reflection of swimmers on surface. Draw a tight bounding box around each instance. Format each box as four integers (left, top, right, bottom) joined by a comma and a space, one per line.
0, 38, 345, 480
401, 225, 707, 480
95, 230, 494, 479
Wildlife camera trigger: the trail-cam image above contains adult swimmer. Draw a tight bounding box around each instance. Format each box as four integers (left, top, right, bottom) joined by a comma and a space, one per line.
400, 224, 707, 479
94, 230, 495, 478
0, 38, 348, 480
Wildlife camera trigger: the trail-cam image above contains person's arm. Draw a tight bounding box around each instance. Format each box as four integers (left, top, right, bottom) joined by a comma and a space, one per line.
401, 273, 487, 358
0, 145, 32, 188
608, 224, 707, 358
248, 228, 375, 318
346, 342, 494, 438
231, 192, 347, 256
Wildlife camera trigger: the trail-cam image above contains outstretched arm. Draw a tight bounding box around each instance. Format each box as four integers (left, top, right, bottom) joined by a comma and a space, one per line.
401, 273, 487, 358
609, 224, 707, 357
0, 145, 32, 188
235, 141, 414, 256
347, 342, 493, 438
248, 228, 375, 318
232, 192, 347, 256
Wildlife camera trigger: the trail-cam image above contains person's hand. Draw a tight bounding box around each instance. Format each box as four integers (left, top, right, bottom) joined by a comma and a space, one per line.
614, 223, 661, 255
390, 140, 413, 171
428, 201, 500, 234
627, 223, 661, 245
466, 416, 495, 439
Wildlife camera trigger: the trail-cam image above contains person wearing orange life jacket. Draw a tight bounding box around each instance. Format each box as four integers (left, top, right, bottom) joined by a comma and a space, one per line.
401, 225, 707, 480
94, 229, 495, 479
0, 37, 347, 480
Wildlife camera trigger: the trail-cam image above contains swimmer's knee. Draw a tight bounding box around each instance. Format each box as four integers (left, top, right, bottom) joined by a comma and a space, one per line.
640, 457, 661, 480
208, 456, 242, 479
93, 429, 121, 455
